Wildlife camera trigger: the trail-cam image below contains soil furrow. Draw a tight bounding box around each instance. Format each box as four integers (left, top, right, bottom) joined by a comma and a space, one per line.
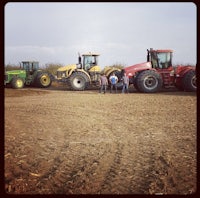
4, 88, 196, 194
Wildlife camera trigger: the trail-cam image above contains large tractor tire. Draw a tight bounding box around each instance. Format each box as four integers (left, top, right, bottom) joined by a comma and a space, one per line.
182, 70, 196, 92
34, 72, 52, 88
69, 71, 90, 91
11, 77, 24, 89
133, 81, 140, 92
115, 71, 123, 89
133, 73, 141, 92
175, 80, 184, 91
136, 70, 163, 93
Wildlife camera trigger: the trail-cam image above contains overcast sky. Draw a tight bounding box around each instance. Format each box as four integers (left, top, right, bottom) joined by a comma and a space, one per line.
5, 2, 196, 68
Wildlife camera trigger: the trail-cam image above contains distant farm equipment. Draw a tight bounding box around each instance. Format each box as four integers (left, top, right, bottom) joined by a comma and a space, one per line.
55, 53, 121, 91
4, 61, 53, 89
120, 48, 196, 93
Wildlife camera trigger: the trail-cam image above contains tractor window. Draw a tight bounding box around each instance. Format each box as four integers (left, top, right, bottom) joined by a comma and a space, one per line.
22, 62, 39, 71
83, 56, 96, 70
23, 62, 30, 71
84, 56, 95, 64
151, 58, 158, 68
32, 62, 39, 70
157, 52, 172, 69
150, 52, 159, 68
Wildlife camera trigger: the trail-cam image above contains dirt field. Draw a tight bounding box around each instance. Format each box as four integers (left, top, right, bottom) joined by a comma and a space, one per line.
4, 83, 197, 194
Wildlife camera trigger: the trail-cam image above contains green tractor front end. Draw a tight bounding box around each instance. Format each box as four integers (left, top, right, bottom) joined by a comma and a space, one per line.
5, 70, 27, 89
4, 61, 52, 89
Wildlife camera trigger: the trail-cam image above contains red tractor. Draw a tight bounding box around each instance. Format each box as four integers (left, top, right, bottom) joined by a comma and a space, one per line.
122, 48, 196, 93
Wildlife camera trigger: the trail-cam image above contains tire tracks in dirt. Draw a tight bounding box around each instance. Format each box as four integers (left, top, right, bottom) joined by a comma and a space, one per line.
99, 142, 124, 194
5, 89, 196, 194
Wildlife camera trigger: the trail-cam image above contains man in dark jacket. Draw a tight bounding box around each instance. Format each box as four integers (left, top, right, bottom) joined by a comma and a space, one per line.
122, 73, 129, 93
99, 74, 108, 94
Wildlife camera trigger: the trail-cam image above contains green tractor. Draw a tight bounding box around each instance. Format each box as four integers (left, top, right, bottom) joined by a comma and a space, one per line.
4, 61, 53, 89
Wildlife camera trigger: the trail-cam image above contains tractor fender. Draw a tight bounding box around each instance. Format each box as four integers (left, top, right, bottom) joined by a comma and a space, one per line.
107, 69, 121, 78
175, 65, 195, 78
103, 67, 121, 78
123, 62, 152, 78
174, 66, 196, 88
66, 68, 74, 77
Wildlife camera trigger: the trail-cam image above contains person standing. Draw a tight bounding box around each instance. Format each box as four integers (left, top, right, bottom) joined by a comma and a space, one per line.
109, 73, 118, 93
99, 74, 108, 94
122, 73, 129, 93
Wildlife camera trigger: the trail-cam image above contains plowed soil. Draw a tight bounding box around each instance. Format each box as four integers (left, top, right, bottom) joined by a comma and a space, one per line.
4, 82, 197, 194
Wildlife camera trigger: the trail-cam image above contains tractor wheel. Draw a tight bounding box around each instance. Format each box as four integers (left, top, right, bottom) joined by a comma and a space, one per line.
182, 70, 196, 92
133, 73, 141, 92
35, 72, 52, 88
115, 71, 123, 89
11, 77, 24, 89
112, 71, 122, 82
136, 70, 163, 93
69, 71, 90, 91
133, 81, 140, 92
175, 83, 184, 91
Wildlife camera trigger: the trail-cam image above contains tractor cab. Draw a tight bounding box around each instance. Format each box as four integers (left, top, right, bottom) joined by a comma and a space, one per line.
82, 53, 99, 70
21, 61, 39, 75
147, 48, 173, 69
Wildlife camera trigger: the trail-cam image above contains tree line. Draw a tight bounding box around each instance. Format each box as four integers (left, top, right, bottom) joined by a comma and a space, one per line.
4, 63, 125, 75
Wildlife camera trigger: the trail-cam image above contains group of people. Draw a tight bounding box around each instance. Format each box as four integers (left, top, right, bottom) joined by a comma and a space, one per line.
99, 72, 129, 94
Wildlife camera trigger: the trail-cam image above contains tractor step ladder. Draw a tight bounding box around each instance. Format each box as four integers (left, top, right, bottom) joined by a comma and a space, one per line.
162, 72, 173, 87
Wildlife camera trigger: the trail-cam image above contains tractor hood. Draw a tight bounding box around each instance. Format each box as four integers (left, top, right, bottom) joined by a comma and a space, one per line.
57, 64, 77, 72
123, 62, 152, 77
5, 70, 26, 75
